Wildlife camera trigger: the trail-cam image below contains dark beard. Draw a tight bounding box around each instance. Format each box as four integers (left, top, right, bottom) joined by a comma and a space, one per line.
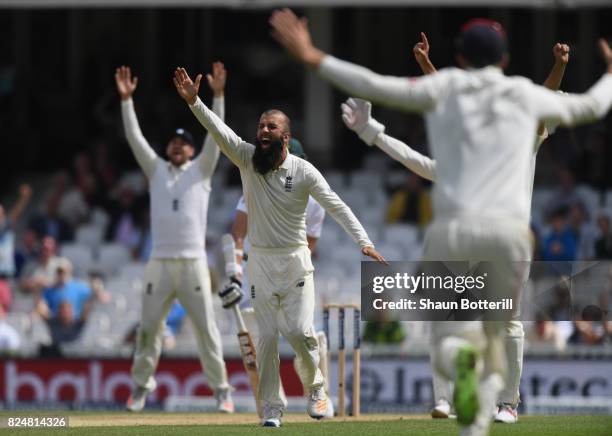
253, 138, 284, 175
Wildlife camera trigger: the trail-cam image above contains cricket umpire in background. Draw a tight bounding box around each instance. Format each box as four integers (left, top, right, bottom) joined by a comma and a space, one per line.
115, 62, 234, 413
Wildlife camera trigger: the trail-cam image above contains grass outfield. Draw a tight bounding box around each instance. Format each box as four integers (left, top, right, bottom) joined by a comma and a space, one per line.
1, 413, 611, 435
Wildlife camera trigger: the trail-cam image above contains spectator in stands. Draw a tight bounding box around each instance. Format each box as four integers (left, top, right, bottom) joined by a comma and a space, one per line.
0, 304, 20, 355
162, 300, 187, 350
541, 207, 577, 262
36, 258, 108, 355
545, 280, 577, 344
0, 184, 33, 309
28, 194, 73, 243
568, 203, 596, 260
14, 228, 39, 278
19, 236, 62, 295
545, 168, 586, 220
58, 171, 91, 228
128, 203, 152, 262
106, 186, 140, 247
594, 211, 612, 259
525, 312, 567, 352
363, 311, 406, 345
570, 305, 609, 345
385, 172, 432, 227
91, 139, 120, 193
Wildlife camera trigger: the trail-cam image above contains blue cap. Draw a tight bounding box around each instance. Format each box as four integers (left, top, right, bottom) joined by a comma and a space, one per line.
457, 19, 507, 68
170, 128, 195, 147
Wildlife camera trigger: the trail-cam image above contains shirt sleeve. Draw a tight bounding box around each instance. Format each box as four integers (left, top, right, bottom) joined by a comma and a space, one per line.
306, 163, 373, 248
189, 97, 254, 168
373, 133, 437, 182
534, 128, 549, 153
528, 74, 612, 127
305, 199, 326, 239
120, 98, 159, 178
236, 195, 247, 214
196, 96, 224, 189
318, 56, 442, 113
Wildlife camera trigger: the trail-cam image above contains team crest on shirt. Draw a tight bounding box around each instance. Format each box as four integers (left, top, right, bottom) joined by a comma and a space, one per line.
284, 176, 293, 192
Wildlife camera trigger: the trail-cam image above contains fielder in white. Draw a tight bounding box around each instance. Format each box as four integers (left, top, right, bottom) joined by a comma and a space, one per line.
172, 66, 385, 427
342, 34, 570, 424
115, 63, 234, 413
231, 139, 334, 418
270, 10, 612, 436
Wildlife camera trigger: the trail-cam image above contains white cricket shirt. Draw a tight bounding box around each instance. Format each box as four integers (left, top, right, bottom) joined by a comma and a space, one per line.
372, 128, 551, 219
121, 97, 223, 259
319, 57, 612, 225
189, 97, 371, 249
237, 195, 326, 239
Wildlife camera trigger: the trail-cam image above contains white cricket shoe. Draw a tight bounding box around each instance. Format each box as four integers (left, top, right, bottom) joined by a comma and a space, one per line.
262, 418, 282, 428
494, 403, 518, 423
215, 388, 235, 413
262, 406, 283, 427
126, 385, 150, 412
307, 388, 328, 419
431, 399, 452, 419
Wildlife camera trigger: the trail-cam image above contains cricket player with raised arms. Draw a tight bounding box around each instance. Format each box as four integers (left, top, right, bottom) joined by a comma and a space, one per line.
342, 34, 571, 424
116, 62, 234, 413
172, 66, 386, 427
270, 9, 612, 435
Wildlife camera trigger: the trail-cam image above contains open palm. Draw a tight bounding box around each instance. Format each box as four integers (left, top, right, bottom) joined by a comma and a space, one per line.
115, 66, 138, 100
207, 62, 227, 97
173, 67, 202, 105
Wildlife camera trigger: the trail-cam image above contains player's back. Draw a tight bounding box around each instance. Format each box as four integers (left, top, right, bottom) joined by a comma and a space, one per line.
426, 67, 538, 225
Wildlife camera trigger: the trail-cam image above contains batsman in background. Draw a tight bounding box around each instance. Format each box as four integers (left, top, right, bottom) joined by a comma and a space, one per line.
342, 35, 570, 424
271, 9, 612, 436
116, 63, 234, 413
231, 138, 334, 419
173, 67, 385, 427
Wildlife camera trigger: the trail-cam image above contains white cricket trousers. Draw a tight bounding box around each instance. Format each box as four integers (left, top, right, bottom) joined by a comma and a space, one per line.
430, 320, 525, 407
248, 245, 325, 415
131, 258, 229, 392
423, 216, 530, 385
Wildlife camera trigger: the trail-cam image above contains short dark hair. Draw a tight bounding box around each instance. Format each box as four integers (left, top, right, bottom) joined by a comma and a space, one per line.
456, 19, 507, 68
260, 109, 291, 134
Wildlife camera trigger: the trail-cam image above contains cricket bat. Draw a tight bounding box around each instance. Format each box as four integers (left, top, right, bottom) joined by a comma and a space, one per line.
221, 233, 262, 418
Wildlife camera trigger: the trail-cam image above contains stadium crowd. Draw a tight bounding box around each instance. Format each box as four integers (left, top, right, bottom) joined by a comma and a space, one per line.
1, 127, 612, 357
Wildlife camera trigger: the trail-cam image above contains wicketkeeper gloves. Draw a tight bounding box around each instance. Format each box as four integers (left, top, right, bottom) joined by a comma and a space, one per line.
341, 98, 385, 146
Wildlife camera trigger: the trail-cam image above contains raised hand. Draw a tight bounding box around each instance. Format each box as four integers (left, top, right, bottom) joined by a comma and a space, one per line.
207, 61, 227, 98
413, 32, 430, 65
362, 246, 388, 265
599, 39, 612, 72
115, 66, 138, 101
269, 8, 325, 68
341, 98, 384, 146
341, 98, 371, 132
173, 67, 202, 106
552, 43, 570, 65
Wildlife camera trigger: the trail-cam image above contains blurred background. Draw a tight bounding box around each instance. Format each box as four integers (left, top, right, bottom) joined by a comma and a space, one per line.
0, 0, 611, 413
